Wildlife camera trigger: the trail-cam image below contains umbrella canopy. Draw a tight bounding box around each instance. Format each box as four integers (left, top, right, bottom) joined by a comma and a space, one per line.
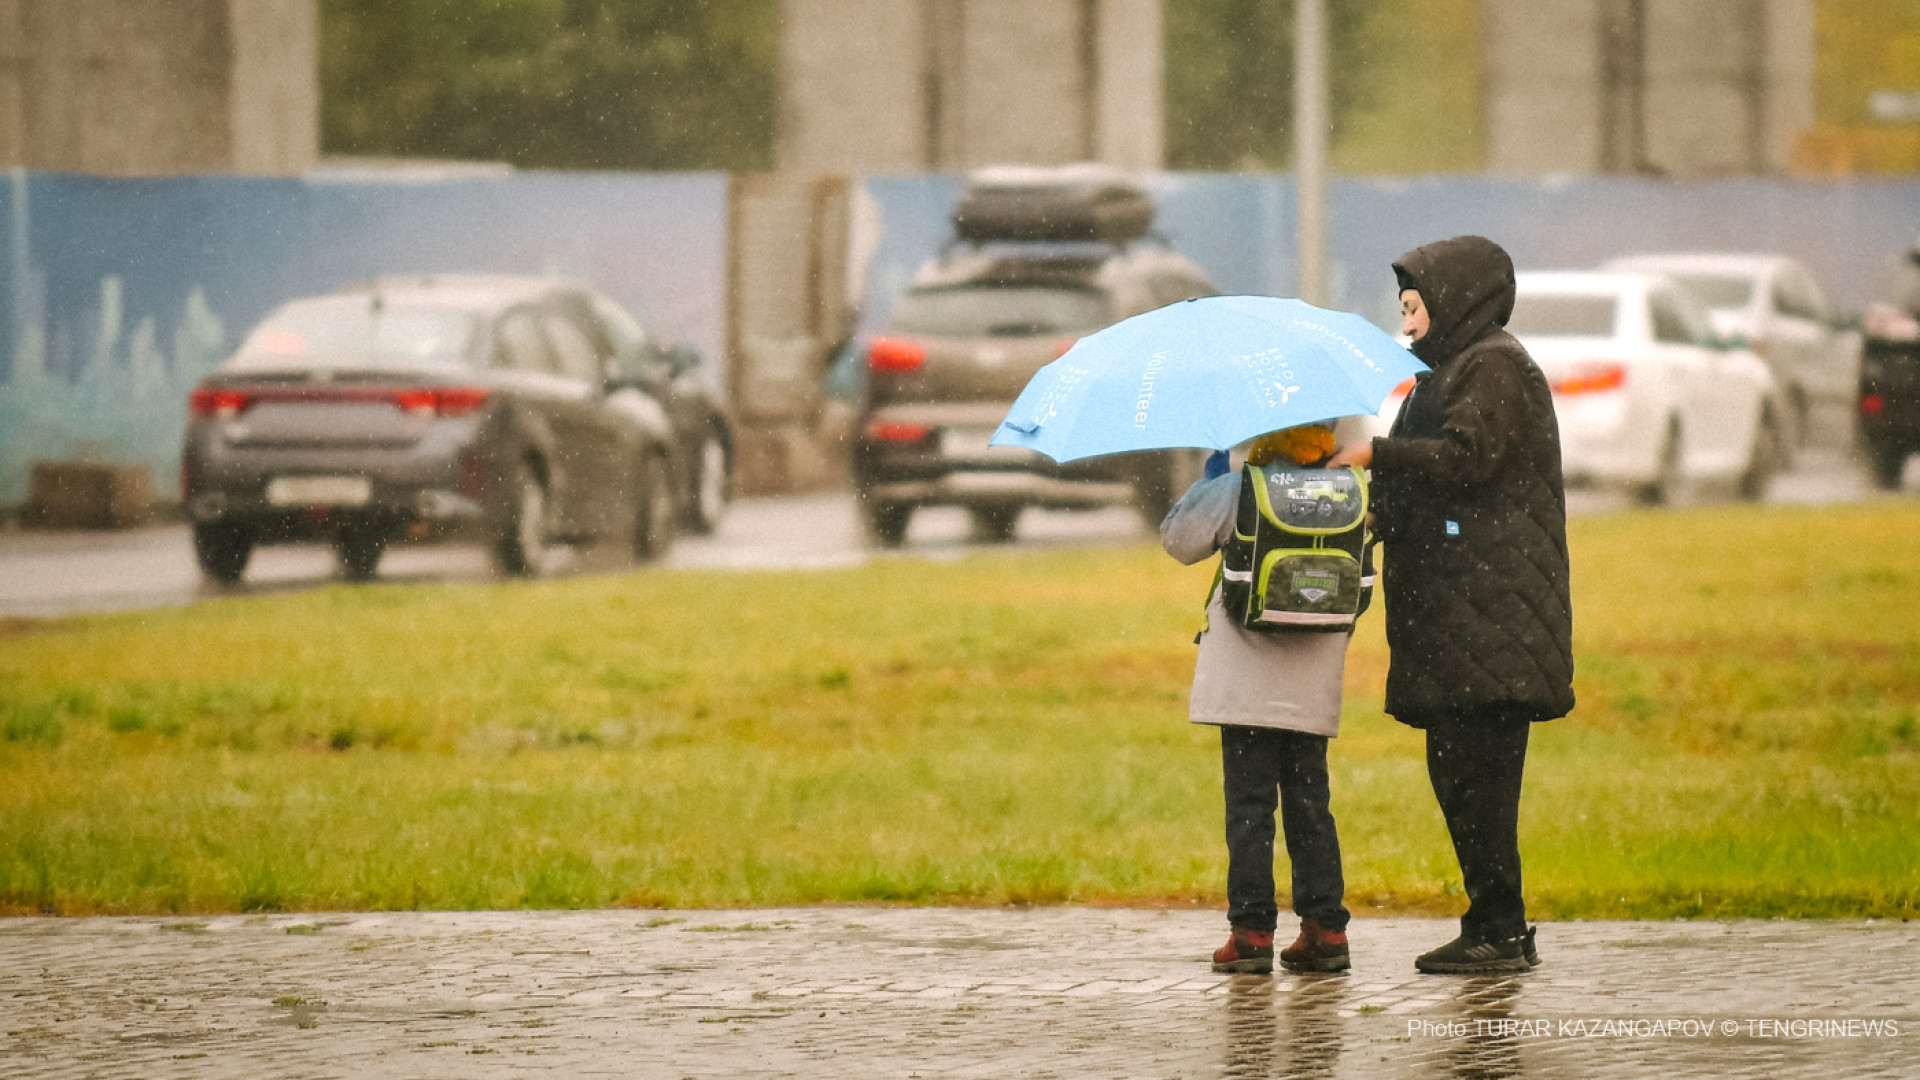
990, 295, 1425, 463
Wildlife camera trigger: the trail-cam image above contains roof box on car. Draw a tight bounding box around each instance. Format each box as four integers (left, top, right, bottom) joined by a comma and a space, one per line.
952, 164, 1156, 244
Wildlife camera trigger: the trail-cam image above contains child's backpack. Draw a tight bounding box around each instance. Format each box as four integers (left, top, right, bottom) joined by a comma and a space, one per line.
1217, 464, 1369, 632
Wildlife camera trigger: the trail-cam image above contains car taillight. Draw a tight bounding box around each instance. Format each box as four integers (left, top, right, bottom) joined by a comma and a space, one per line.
392, 388, 491, 416
428, 387, 492, 415
188, 388, 252, 417
1861, 394, 1886, 416
392, 389, 438, 414
191, 386, 491, 417
869, 337, 926, 372
866, 420, 930, 442
1552, 363, 1627, 395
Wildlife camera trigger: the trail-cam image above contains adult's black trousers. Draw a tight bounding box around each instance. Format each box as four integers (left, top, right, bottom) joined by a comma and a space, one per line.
1221, 725, 1350, 933
1424, 711, 1532, 941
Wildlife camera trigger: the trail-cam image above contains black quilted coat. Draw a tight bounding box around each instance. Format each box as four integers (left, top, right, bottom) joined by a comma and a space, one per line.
1369, 236, 1576, 725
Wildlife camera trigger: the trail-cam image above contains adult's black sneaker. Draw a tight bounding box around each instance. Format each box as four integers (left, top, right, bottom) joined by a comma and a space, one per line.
1414, 932, 1531, 974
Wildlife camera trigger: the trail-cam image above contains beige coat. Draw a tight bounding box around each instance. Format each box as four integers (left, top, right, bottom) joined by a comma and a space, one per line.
1160, 473, 1349, 737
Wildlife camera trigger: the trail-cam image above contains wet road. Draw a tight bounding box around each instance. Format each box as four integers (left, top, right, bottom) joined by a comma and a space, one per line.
0, 445, 1906, 620
0, 498, 1159, 619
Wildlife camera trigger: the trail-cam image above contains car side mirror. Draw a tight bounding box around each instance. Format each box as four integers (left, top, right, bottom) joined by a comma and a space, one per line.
666, 343, 702, 376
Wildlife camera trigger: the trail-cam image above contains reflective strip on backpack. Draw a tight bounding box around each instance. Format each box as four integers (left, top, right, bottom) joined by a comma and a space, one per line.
1256, 610, 1356, 626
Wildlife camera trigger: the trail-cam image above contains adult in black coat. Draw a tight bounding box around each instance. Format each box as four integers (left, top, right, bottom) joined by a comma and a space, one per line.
1329, 235, 1574, 974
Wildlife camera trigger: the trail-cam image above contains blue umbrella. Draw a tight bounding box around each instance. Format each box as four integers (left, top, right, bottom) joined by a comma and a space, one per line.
990, 296, 1425, 463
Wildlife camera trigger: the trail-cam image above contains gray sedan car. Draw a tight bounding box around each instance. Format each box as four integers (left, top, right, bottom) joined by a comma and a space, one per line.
181, 275, 730, 582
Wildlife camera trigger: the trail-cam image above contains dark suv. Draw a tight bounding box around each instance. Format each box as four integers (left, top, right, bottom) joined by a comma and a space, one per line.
1862, 310, 1920, 490
181, 275, 732, 582
853, 242, 1216, 544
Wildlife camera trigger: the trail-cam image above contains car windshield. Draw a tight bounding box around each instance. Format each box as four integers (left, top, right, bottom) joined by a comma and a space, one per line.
1667, 273, 1756, 310
227, 296, 479, 370
888, 284, 1111, 338
1507, 293, 1619, 337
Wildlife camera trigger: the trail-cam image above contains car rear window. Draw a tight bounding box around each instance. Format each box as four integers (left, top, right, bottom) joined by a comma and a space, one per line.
227, 297, 479, 371
888, 284, 1112, 338
1507, 294, 1619, 338
1668, 274, 1755, 310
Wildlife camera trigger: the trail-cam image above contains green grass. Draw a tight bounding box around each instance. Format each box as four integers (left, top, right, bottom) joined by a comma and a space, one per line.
2, 501, 1917, 918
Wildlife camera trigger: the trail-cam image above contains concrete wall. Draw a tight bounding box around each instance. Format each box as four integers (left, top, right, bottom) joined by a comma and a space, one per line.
1091, 0, 1162, 171
1484, 0, 1813, 177
1483, 0, 1605, 174
0, 0, 318, 177
778, 0, 929, 173
227, 0, 321, 176
779, 0, 1162, 172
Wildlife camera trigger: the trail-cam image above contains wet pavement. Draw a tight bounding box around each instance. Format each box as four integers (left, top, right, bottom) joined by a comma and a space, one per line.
2, 909, 1912, 1078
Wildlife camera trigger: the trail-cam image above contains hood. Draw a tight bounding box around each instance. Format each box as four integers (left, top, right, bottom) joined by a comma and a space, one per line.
1392, 235, 1516, 367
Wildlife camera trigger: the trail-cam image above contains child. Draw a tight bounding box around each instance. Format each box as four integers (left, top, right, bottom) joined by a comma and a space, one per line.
1160, 422, 1372, 974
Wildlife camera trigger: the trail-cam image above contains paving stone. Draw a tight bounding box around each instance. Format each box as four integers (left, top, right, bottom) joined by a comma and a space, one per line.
1, 910, 1914, 1078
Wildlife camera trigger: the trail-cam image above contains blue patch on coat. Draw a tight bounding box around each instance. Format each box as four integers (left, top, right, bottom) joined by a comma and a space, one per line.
1445, 520, 1460, 536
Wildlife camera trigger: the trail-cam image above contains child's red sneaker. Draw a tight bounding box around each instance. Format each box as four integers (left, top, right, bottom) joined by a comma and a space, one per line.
1211, 926, 1275, 974
1279, 917, 1351, 973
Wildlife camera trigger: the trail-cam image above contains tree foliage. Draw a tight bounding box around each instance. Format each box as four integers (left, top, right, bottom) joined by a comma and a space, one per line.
320, 0, 1382, 173
321, 0, 778, 170
1165, 0, 1381, 170
1815, 0, 1920, 126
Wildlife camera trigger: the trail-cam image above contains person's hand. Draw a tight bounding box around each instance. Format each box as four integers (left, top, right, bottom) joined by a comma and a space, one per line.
1203, 450, 1232, 479
1327, 441, 1374, 470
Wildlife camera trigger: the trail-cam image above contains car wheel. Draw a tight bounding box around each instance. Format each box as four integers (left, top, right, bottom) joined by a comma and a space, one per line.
862, 499, 912, 548
684, 430, 731, 535
1737, 409, 1787, 502
969, 504, 1021, 543
1638, 420, 1683, 506
492, 462, 551, 577
1866, 441, 1908, 491
192, 521, 254, 585
633, 452, 678, 561
1316, 496, 1334, 519
335, 521, 388, 581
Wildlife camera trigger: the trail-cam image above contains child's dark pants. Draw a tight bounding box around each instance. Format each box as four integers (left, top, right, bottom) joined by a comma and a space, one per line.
1222, 725, 1350, 933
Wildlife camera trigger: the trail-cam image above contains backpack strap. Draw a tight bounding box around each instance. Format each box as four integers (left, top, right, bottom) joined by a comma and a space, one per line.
1197, 558, 1223, 642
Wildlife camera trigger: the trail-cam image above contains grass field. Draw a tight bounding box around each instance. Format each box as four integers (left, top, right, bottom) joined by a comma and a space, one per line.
2, 501, 1917, 919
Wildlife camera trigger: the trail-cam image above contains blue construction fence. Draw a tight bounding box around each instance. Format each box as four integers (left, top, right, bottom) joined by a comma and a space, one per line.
4, 166, 1917, 505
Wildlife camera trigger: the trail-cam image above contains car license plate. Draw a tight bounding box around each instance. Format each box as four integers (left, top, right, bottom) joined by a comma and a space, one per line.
266, 475, 372, 507
940, 427, 1029, 462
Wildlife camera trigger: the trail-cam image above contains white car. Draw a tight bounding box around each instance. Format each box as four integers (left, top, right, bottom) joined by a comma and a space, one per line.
1341, 272, 1785, 503
1600, 253, 1862, 444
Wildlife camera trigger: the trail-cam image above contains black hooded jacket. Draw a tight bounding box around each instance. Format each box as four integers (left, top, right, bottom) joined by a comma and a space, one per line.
1370, 236, 1575, 724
